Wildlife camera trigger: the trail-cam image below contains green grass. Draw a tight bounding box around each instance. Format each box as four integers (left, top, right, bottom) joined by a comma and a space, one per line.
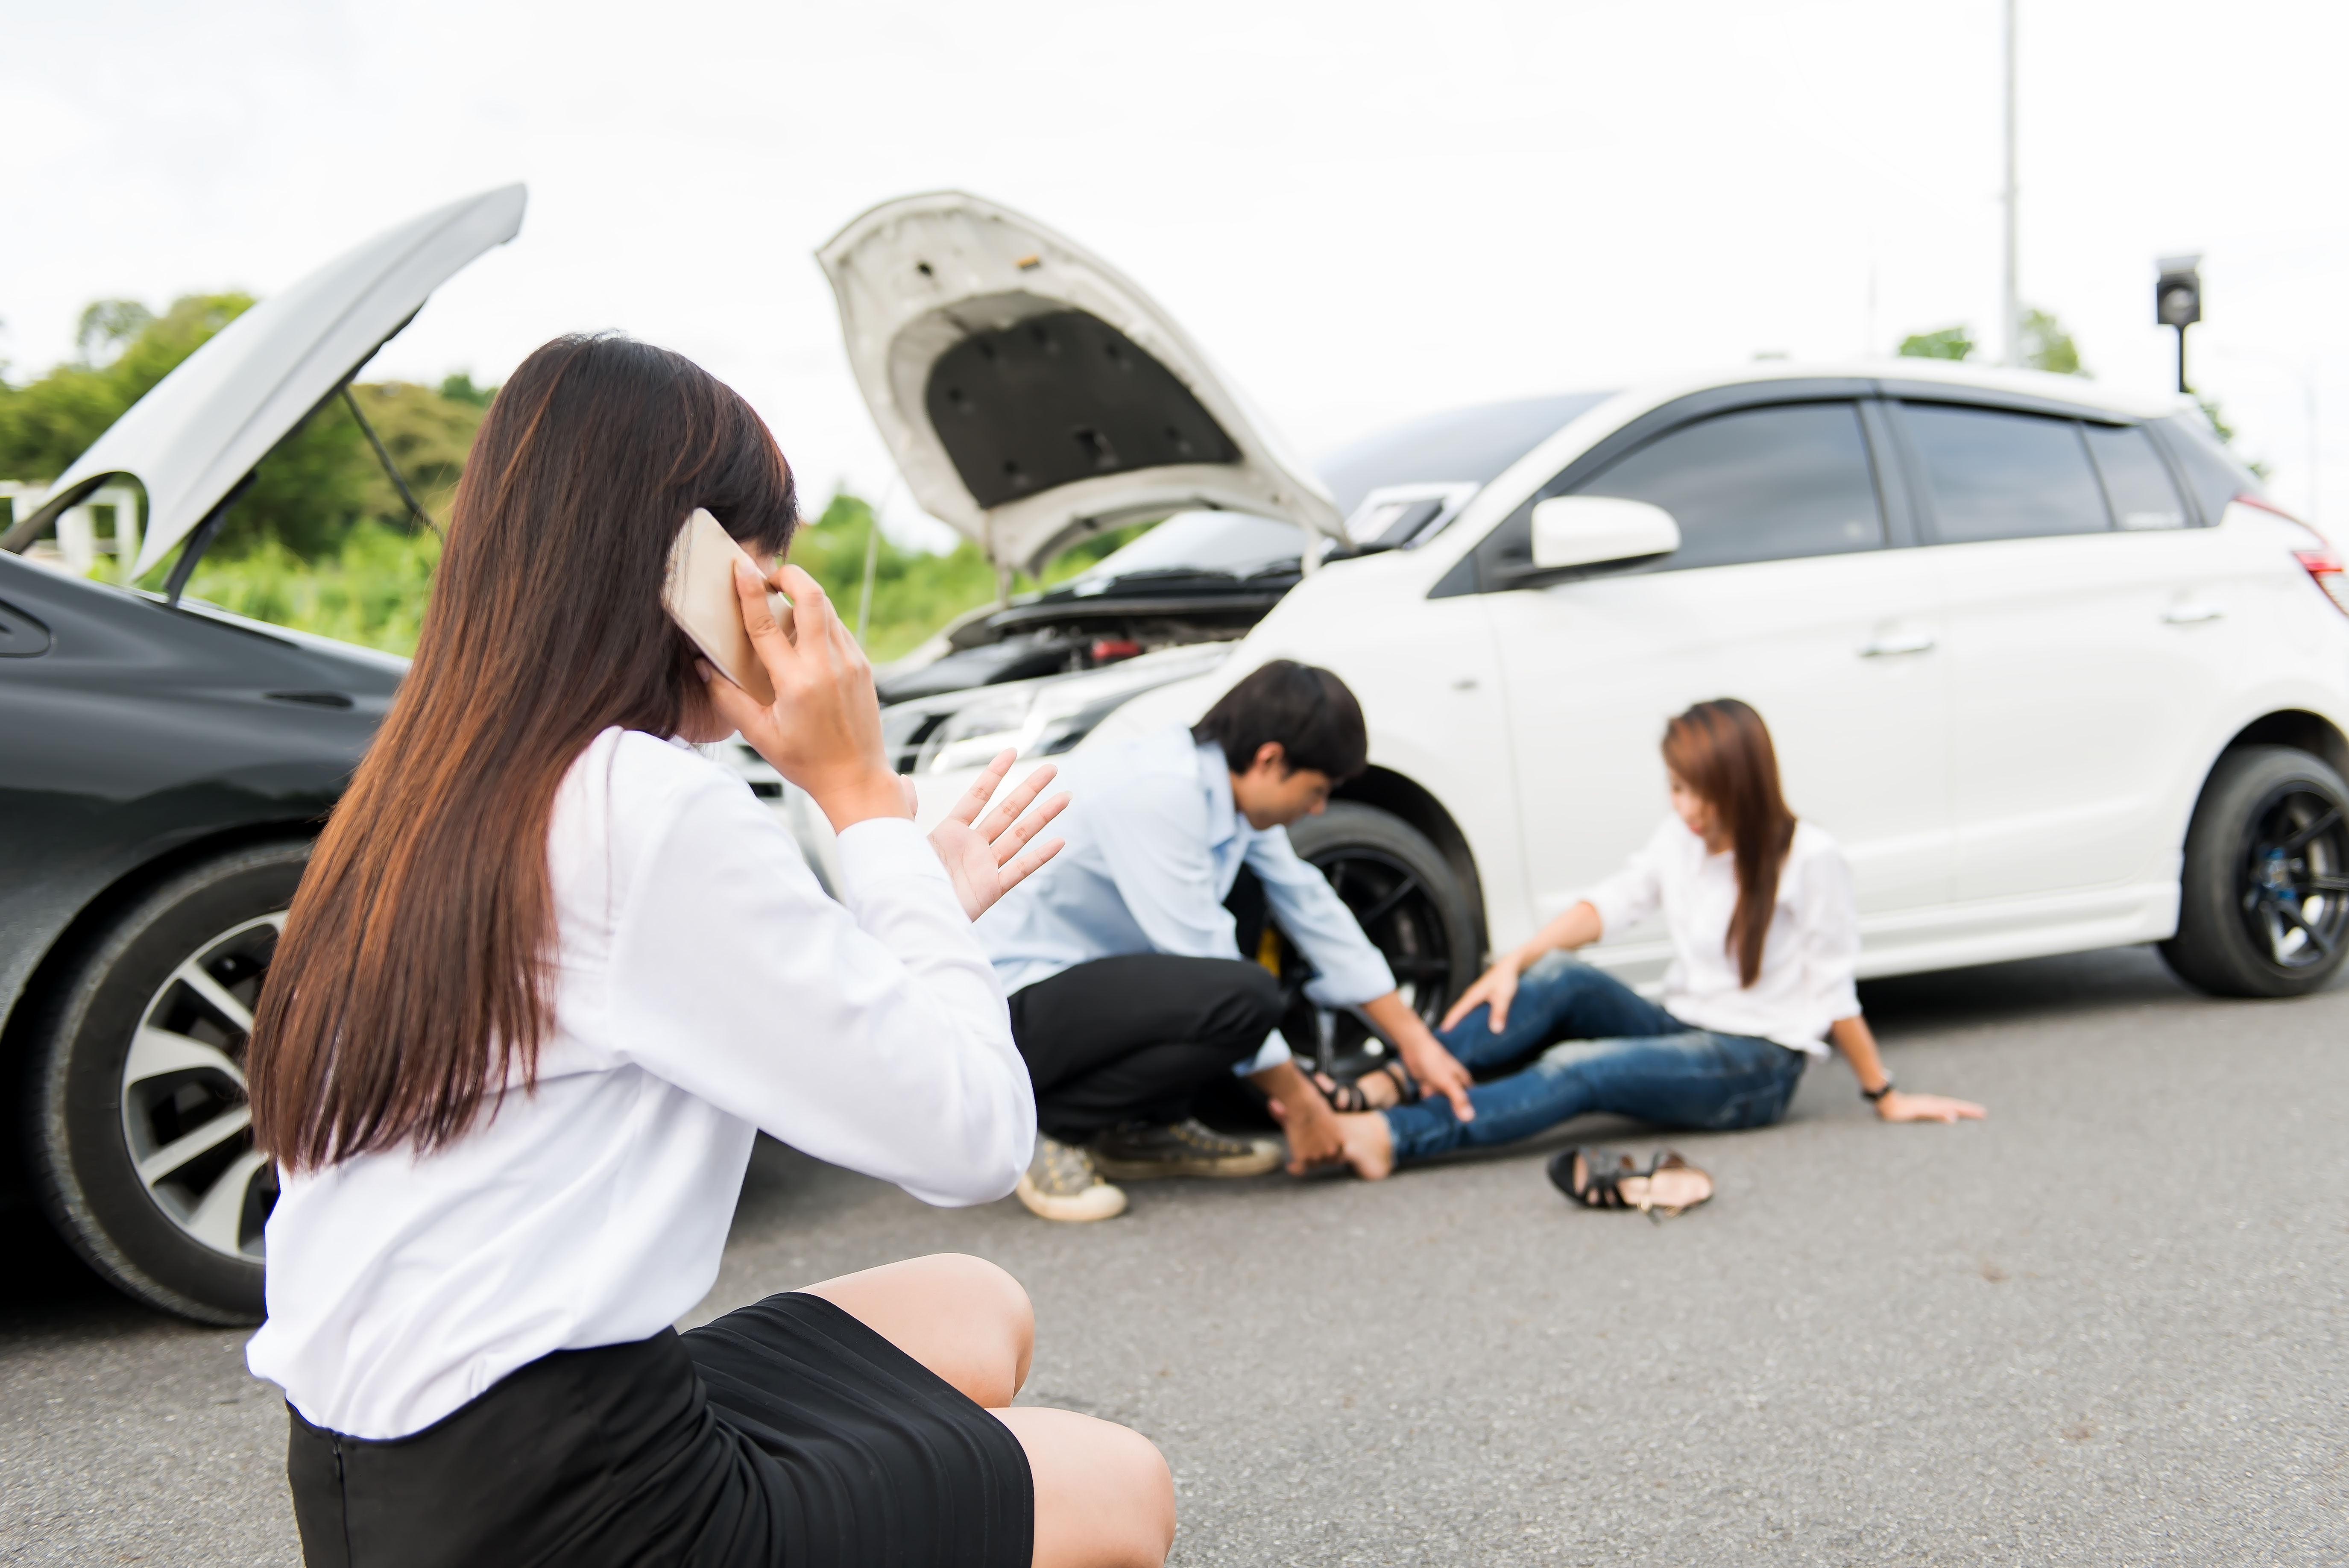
173, 522, 442, 656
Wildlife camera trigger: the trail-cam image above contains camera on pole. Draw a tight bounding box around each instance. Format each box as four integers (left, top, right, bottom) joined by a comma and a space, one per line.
2156, 254, 2202, 395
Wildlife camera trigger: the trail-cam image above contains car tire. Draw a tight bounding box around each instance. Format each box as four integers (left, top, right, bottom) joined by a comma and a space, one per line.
2160, 745, 2349, 999
1280, 803, 1481, 1074
23, 840, 309, 1324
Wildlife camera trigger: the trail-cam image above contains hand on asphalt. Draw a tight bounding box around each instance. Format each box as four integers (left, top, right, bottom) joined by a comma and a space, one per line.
1877, 1090, 1986, 1123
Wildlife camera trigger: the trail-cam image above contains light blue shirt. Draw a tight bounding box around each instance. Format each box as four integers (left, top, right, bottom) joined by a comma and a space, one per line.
979, 725, 1397, 1073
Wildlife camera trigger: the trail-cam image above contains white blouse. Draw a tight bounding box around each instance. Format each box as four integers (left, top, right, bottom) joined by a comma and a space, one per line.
1582, 816, 1861, 1054
246, 728, 1034, 1439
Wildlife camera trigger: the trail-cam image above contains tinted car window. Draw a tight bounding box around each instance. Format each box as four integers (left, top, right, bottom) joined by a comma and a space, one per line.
1318, 392, 1616, 518
1570, 402, 1883, 571
2153, 413, 2260, 526
1905, 404, 2109, 543
2084, 424, 2188, 531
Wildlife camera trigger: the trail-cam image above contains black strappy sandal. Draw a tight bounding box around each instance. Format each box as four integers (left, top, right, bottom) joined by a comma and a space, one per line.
1546, 1147, 1714, 1219
1311, 1062, 1417, 1114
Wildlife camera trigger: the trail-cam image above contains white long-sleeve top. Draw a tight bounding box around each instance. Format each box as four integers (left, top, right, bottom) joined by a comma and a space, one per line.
246, 727, 1034, 1440
1582, 816, 1860, 1054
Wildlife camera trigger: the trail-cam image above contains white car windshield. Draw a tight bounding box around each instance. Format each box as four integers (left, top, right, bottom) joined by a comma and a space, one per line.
1066, 511, 1307, 585
1317, 392, 1618, 516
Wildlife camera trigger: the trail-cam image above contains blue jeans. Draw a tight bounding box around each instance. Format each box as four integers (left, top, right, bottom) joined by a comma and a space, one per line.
1382, 955, 1808, 1165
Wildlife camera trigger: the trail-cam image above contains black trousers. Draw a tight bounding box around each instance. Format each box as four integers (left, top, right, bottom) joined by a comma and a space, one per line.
1008, 868, 1283, 1141
1008, 954, 1282, 1140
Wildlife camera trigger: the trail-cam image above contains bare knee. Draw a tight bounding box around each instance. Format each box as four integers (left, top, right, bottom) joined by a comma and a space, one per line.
1001, 1409, 1174, 1568
801, 1253, 1034, 1408
1108, 1424, 1177, 1565
925, 1254, 1034, 1398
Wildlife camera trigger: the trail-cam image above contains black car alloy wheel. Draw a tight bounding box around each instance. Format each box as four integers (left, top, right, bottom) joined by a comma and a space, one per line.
26, 840, 308, 1323
1275, 804, 1480, 1080
2234, 784, 2349, 970
2163, 745, 2349, 998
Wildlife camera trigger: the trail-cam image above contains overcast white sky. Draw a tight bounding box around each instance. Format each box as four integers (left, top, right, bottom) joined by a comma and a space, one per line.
6, 0, 2344, 545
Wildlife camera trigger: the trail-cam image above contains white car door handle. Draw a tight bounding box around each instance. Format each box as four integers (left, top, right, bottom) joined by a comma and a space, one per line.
1860, 631, 1936, 657
2162, 603, 2225, 624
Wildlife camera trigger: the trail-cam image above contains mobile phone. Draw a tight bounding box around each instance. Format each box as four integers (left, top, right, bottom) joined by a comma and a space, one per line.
660, 507, 794, 706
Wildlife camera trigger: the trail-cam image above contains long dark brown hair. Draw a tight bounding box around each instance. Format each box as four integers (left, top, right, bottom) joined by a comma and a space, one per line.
249, 335, 799, 1170
1662, 698, 1796, 989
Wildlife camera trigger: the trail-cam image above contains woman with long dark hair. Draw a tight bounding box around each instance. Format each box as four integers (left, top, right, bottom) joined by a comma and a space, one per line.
243, 335, 1174, 1567
1330, 698, 1982, 1202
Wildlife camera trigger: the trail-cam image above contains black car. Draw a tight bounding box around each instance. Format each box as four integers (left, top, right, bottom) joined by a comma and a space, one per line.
1, 186, 525, 1321
0, 560, 400, 1319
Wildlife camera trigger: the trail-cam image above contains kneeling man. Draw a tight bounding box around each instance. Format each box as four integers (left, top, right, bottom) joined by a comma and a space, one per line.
979, 660, 1473, 1220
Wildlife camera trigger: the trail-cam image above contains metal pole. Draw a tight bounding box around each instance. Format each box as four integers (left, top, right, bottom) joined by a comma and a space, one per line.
342, 385, 441, 537
2001, 0, 2021, 367
855, 513, 880, 645
2308, 367, 2320, 526
2176, 325, 2190, 396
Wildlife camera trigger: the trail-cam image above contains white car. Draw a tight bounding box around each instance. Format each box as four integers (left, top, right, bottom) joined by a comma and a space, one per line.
818, 191, 2349, 1075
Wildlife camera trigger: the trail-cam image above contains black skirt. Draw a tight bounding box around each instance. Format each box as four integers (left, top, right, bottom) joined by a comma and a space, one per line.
284, 1292, 1034, 1568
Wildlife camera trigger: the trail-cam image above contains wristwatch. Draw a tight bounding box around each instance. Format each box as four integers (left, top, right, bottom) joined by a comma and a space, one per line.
1861, 1079, 1896, 1103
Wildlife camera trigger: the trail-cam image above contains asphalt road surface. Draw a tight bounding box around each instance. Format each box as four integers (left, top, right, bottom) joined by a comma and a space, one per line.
5, 944, 2344, 1565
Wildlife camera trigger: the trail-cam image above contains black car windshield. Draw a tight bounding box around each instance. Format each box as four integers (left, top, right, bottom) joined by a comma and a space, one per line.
1065, 510, 1306, 586
1316, 392, 1619, 517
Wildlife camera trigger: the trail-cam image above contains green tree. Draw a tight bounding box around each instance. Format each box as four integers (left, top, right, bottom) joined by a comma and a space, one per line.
6, 292, 1150, 660
75, 299, 155, 363
1898, 325, 1975, 361
1897, 311, 2087, 375
437, 372, 496, 408
1, 293, 495, 564
2021, 308, 2086, 376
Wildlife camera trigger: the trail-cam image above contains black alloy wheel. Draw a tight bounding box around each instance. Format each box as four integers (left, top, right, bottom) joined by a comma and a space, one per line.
1274, 804, 1481, 1081
2163, 746, 2349, 998
24, 841, 308, 1323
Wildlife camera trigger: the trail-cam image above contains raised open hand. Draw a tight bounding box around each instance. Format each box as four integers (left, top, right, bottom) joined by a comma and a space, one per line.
928, 748, 1070, 920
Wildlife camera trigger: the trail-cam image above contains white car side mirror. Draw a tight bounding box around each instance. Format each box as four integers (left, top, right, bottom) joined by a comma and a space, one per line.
1529, 496, 1681, 571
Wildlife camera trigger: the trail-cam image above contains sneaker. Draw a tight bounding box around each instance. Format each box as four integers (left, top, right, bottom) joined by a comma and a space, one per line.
1091, 1118, 1283, 1180
1015, 1135, 1128, 1222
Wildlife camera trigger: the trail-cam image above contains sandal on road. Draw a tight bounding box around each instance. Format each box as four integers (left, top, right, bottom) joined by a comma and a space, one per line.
1546, 1147, 1713, 1219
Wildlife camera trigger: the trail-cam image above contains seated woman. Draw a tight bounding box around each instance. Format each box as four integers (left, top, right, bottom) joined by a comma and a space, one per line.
1330, 698, 1983, 1202
244, 335, 1173, 1568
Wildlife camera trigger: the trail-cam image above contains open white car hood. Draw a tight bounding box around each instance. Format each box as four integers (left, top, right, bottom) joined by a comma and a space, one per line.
6, 185, 526, 578
817, 192, 1341, 575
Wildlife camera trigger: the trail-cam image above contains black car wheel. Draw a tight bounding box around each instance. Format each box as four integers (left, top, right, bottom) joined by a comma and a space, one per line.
1277, 804, 1480, 1079
25, 840, 308, 1323
2161, 745, 2349, 998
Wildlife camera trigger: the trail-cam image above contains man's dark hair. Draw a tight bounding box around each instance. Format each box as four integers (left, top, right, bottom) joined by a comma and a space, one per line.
1192, 660, 1368, 781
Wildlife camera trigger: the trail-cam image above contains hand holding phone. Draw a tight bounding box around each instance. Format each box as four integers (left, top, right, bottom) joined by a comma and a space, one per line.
671, 510, 902, 831
661, 508, 795, 704
667, 507, 1071, 912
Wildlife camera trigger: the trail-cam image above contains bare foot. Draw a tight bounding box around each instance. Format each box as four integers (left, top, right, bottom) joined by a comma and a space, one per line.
1333, 1111, 1396, 1180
